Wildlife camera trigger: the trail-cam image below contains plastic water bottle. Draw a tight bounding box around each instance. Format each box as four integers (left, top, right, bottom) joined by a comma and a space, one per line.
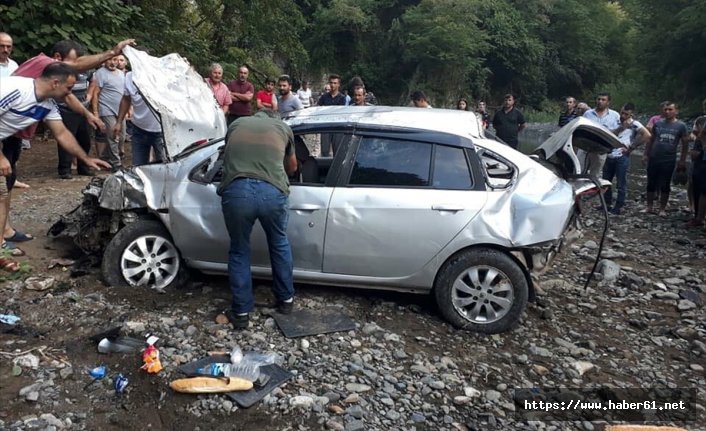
197, 362, 260, 381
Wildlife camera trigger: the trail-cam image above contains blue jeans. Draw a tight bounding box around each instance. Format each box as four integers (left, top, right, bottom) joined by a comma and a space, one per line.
131, 126, 165, 166
602, 154, 630, 208
221, 178, 294, 314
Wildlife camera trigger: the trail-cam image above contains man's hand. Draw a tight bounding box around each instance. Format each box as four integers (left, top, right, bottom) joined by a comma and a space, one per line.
112, 122, 122, 140
112, 39, 136, 55
81, 156, 112, 172
0, 156, 11, 176
86, 112, 106, 131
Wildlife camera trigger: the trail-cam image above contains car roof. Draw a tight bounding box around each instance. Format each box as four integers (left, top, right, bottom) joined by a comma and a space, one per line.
283, 106, 483, 140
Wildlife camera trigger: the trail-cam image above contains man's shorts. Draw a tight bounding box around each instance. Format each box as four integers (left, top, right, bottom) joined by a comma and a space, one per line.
1, 136, 22, 191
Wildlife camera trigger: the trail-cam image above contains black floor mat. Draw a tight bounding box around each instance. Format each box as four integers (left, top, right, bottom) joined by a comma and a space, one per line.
272, 308, 356, 338
177, 355, 293, 408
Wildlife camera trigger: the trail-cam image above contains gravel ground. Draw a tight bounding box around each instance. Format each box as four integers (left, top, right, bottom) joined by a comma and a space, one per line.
0, 138, 704, 431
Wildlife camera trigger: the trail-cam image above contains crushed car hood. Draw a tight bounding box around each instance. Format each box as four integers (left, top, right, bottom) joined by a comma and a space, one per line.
533, 117, 623, 175
123, 46, 226, 160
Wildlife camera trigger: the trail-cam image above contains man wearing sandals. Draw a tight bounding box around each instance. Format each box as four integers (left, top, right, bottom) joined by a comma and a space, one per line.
0, 63, 111, 264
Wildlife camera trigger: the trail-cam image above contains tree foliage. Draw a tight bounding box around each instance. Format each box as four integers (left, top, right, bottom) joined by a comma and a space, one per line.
1, 0, 703, 111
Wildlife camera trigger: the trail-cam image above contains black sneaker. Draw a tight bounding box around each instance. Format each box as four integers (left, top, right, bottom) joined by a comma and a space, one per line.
276, 299, 294, 315
77, 170, 96, 177
225, 310, 249, 329
58, 173, 72, 180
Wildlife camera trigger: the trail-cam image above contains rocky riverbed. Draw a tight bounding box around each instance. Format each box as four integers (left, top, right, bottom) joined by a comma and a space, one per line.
0, 138, 704, 431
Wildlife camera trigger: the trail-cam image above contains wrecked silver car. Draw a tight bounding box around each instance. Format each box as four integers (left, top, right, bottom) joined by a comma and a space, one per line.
49, 49, 622, 333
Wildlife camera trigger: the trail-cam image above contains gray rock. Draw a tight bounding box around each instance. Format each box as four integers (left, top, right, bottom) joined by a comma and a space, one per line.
345, 419, 365, 431
529, 345, 553, 357
25, 391, 39, 402
653, 291, 680, 300
345, 383, 371, 393
185, 325, 197, 336
386, 409, 401, 421
679, 289, 703, 305
677, 300, 696, 311
290, 395, 315, 409
19, 383, 42, 397
222, 400, 233, 411
411, 412, 426, 423
59, 367, 73, 379
346, 405, 364, 419
597, 259, 621, 282
485, 390, 502, 402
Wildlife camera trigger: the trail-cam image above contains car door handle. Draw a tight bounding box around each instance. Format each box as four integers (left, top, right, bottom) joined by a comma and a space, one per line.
290, 204, 322, 212
432, 204, 465, 212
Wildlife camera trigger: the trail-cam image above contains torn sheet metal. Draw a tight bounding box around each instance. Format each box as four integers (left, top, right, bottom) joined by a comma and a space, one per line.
99, 170, 147, 210
123, 46, 226, 160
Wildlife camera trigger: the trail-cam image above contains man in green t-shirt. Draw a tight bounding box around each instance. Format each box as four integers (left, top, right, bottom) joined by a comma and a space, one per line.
219, 109, 298, 329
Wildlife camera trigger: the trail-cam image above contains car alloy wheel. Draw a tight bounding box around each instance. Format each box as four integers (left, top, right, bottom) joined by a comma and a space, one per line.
120, 234, 180, 288
435, 248, 528, 333
451, 265, 514, 324
102, 220, 184, 290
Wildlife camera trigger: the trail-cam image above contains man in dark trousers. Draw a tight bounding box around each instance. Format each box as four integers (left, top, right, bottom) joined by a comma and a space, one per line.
492, 94, 526, 149
218, 109, 298, 329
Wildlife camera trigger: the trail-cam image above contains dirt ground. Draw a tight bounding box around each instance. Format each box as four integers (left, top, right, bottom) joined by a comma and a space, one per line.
0, 135, 704, 431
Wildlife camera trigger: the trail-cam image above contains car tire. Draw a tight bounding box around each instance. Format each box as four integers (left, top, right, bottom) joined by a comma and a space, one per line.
102, 219, 185, 290
434, 248, 528, 333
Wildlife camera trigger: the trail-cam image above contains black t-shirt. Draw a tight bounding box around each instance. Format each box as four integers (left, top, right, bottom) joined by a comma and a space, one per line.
492, 107, 525, 148
318, 92, 346, 106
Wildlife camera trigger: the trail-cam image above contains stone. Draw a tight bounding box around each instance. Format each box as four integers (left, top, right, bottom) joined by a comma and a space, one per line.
343, 393, 360, 404
573, 361, 595, 376
653, 291, 680, 300
679, 290, 703, 305
329, 405, 345, 414
185, 325, 197, 336
677, 300, 696, 311
386, 410, 401, 421
485, 390, 502, 402
411, 412, 426, 423
464, 386, 481, 397
346, 405, 364, 419
24, 276, 55, 291
529, 345, 553, 357
344, 420, 365, 431
690, 364, 704, 371
532, 364, 550, 376
326, 420, 345, 431
222, 400, 233, 411
13, 354, 39, 369
290, 395, 315, 409
454, 396, 473, 405
300, 339, 310, 350
25, 391, 39, 402
597, 259, 620, 282
215, 314, 229, 324
345, 383, 371, 393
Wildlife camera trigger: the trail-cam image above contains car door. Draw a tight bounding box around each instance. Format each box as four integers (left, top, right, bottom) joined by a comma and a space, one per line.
249, 131, 350, 271
323, 135, 487, 278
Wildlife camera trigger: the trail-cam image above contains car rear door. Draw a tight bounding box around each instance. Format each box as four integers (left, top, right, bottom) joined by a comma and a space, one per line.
323, 134, 487, 278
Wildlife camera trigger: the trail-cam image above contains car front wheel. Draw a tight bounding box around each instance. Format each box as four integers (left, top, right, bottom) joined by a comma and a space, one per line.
102, 220, 184, 290
435, 248, 528, 333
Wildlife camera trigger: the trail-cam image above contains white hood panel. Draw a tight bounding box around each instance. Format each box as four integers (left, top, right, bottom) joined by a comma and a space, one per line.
123, 46, 226, 159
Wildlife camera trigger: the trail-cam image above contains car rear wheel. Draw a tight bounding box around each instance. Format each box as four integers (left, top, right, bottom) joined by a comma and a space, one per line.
102, 220, 184, 290
435, 248, 528, 333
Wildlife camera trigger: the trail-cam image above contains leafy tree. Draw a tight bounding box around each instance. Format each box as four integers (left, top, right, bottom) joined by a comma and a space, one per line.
0, 0, 136, 60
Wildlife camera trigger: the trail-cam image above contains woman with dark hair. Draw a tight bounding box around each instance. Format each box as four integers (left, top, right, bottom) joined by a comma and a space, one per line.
456, 98, 469, 111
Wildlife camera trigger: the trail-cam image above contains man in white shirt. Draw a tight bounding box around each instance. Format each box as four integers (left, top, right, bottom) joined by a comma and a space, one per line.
581, 92, 620, 178
602, 103, 651, 215
296, 81, 313, 108
112, 69, 164, 166
0, 33, 18, 78
0, 63, 111, 258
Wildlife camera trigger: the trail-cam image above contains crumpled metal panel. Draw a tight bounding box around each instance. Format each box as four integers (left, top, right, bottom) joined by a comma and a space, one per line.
123, 46, 226, 160
99, 170, 147, 210
469, 166, 574, 247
